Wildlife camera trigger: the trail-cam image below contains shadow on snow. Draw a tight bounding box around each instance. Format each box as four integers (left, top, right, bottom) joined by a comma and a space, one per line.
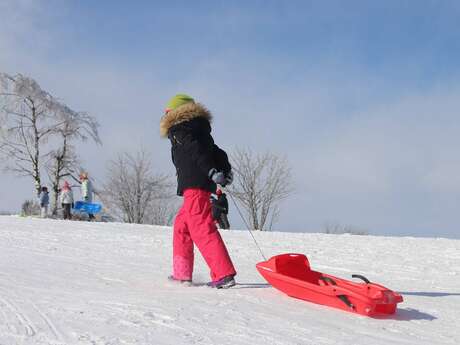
234, 283, 271, 289
399, 291, 460, 298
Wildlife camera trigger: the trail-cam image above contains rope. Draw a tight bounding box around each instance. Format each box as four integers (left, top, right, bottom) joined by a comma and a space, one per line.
224, 189, 267, 261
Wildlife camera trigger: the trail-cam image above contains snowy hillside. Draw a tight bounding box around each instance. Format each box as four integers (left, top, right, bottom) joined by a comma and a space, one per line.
0, 216, 459, 345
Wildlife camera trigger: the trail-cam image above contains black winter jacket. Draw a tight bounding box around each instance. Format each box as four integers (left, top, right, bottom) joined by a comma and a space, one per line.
160, 102, 231, 196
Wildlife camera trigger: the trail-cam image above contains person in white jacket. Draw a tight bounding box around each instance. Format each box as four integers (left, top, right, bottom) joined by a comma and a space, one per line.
80, 172, 94, 220
60, 181, 74, 220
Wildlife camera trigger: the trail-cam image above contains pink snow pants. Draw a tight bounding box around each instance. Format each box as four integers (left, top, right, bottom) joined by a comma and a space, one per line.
173, 188, 236, 281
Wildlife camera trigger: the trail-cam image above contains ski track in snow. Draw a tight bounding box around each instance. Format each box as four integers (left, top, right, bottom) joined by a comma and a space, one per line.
0, 216, 459, 345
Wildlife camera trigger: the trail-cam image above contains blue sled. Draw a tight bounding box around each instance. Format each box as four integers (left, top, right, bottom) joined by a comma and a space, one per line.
73, 201, 102, 214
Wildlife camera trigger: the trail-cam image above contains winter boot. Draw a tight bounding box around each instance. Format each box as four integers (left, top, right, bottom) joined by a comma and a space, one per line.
207, 274, 236, 289
168, 275, 192, 286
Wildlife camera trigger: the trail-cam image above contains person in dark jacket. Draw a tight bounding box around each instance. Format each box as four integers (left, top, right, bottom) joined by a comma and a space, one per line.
160, 94, 236, 289
38, 186, 49, 218
211, 189, 230, 229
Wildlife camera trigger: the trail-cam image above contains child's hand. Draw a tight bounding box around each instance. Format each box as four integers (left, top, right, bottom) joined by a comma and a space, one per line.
209, 168, 227, 186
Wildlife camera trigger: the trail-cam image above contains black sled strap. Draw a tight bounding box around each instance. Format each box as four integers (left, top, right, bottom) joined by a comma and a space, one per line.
319, 276, 337, 285
320, 277, 355, 309
338, 295, 355, 309
351, 274, 371, 284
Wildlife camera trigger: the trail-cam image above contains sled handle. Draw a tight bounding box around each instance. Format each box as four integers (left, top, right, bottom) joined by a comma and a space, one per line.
319, 276, 337, 285
320, 277, 355, 310
338, 295, 355, 309
351, 274, 371, 284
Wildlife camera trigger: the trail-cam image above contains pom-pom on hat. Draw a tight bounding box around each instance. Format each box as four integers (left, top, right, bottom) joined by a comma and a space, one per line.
165, 94, 195, 112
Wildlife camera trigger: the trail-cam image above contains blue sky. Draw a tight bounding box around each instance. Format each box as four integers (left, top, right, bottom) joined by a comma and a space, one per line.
1, 0, 460, 238
56, 1, 460, 81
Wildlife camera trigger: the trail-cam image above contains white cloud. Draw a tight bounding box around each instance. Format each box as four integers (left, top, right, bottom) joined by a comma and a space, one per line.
278, 87, 460, 236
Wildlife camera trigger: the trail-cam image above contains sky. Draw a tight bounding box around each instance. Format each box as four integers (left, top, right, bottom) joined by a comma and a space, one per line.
1, 0, 460, 238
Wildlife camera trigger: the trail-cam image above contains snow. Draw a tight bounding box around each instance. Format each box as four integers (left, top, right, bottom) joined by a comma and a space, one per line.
0, 216, 459, 345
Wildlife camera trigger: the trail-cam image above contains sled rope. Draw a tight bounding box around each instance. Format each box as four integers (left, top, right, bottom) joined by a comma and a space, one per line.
225, 190, 267, 261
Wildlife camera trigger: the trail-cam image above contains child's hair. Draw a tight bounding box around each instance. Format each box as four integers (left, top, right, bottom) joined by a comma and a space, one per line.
41, 186, 48, 192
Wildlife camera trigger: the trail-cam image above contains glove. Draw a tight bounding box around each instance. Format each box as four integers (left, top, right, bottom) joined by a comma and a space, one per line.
225, 170, 233, 186
209, 168, 227, 186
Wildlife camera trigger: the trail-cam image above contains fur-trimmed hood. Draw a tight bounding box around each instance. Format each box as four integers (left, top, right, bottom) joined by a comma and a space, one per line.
160, 102, 212, 137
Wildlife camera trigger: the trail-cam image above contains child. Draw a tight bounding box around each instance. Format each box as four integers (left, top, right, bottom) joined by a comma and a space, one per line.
160, 94, 236, 288
211, 189, 230, 229
38, 186, 49, 218
80, 172, 95, 221
60, 181, 74, 220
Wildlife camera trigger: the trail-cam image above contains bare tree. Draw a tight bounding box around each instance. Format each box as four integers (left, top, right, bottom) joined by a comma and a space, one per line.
0, 73, 89, 196
1, 73, 56, 194
46, 111, 101, 214
148, 197, 179, 226
228, 147, 293, 231
20, 199, 40, 217
101, 150, 176, 224
323, 222, 369, 236
46, 145, 79, 215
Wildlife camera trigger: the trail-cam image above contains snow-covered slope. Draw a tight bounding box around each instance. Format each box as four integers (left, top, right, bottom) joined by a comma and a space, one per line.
0, 216, 459, 345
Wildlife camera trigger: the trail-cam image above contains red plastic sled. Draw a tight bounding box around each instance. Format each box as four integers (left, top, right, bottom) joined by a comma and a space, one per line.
256, 253, 403, 316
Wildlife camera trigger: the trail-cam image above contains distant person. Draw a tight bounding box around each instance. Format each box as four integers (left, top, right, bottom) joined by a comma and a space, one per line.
160, 94, 236, 288
38, 186, 49, 218
80, 172, 95, 221
60, 181, 74, 220
211, 189, 230, 229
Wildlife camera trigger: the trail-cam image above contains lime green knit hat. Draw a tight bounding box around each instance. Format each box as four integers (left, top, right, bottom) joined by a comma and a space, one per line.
166, 94, 195, 111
